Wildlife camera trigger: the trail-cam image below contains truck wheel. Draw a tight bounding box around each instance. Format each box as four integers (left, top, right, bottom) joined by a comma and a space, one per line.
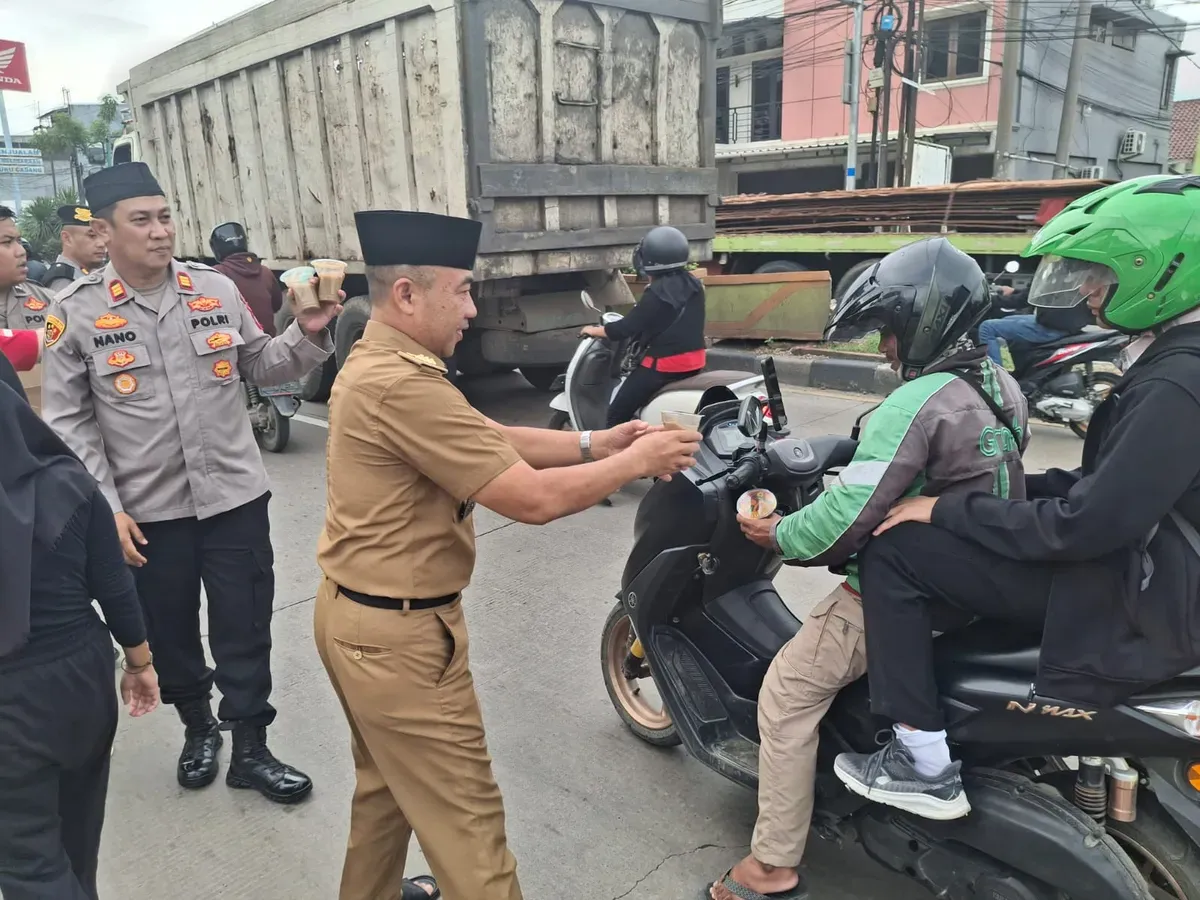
835, 258, 883, 300
520, 366, 566, 392
754, 260, 807, 275
334, 296, 371, 370
300, 358, 336, 403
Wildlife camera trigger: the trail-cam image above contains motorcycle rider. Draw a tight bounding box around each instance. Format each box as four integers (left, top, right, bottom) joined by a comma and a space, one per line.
708, 237, 1029, 900
210, 222, 284, 337
834, 174, 1200, 822
578, 225, 706, 426
978, 282, 1095, 367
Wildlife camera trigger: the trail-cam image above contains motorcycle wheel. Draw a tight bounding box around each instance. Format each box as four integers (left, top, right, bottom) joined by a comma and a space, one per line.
1069, 370, 1120, 439
600, 602, 680, 748
256, 403, 290, 453
1107, 794, 1200, 899
549, 409, 571, 431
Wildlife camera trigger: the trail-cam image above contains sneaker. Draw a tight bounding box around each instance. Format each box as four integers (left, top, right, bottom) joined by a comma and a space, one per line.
833, 739, 971, 820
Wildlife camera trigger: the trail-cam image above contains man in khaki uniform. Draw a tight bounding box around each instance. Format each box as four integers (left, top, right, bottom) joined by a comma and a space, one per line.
316, 209, 702, 900
41, 205, 107, 293
42, 162, 335, 804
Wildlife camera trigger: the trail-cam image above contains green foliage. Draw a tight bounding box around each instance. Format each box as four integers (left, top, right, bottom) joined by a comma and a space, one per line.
18, 188, 80, 260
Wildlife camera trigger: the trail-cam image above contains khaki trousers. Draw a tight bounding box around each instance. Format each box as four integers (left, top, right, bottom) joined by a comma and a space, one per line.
752, 584, 867, 867
314, 577, 522, 900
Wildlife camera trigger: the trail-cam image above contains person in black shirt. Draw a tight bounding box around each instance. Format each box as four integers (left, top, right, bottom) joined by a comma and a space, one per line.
580, 226, 707, 426
0, 351, 159, 900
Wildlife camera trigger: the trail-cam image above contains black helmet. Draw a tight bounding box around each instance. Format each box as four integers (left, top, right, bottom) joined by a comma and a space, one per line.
209, 221, 248, 261
827, 237, 991, 378
633, 225, 689, 277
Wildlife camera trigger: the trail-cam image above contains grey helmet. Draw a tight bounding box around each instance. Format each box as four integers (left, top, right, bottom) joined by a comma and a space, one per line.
633, 226, 690, 277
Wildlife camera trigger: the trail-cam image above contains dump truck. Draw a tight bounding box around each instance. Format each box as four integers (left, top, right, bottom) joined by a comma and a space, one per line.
115, 0, 720, 399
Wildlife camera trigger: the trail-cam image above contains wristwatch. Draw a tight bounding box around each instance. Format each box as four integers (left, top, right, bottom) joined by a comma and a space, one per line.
580, 430, 596, 463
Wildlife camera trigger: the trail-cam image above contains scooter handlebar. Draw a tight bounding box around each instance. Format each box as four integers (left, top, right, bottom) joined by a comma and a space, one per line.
724, 456, 763, 492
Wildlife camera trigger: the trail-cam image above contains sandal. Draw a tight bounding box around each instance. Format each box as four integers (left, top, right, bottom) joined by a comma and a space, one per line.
702, 869, 809, 900
401, 875, 440, 900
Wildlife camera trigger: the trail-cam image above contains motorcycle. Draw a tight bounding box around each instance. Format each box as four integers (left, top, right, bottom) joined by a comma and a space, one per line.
548, 290, 765, 431
982, 261, 1128, 440
601, 356, 1200, 900
243, 379, 300, 453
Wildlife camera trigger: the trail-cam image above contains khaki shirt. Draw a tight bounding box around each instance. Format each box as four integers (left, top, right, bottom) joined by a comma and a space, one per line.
317, 321, 520, 598
44, 254, 91, 293
1, 280, 54, 329
42, 259, 333, 522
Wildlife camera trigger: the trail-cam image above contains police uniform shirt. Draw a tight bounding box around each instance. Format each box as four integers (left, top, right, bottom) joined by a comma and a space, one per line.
41, 259, 333, 522
44, 253, 89, 293
317, 321, 521, 599
1, 280, 54, 330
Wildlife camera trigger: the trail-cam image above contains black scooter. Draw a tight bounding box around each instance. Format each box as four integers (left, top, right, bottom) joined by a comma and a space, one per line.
601, 356, 1200, 900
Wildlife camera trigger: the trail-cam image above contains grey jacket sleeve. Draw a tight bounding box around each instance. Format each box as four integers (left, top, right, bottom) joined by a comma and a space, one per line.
233, 293, 332, 386
41, 301, 123, 514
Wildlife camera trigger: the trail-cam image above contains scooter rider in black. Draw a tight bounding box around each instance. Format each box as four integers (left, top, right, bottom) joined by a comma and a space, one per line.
579, 226, 706, 427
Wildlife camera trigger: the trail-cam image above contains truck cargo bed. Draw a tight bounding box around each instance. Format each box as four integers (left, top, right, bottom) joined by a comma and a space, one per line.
122, 0, 720, 279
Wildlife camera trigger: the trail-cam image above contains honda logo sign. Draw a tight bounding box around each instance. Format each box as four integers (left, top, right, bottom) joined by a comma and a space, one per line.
0, 40, 32, 93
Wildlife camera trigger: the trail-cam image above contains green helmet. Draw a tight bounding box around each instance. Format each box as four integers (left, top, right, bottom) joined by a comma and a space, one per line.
1022, 174, 1200, 333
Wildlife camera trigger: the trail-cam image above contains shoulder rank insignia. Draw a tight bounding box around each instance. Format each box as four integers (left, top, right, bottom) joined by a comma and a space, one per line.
397, 350, 446, 371
184, 260, 215, 272
109, 280, 128, 303
44, 314, 65, 348
176, 271, 196, 293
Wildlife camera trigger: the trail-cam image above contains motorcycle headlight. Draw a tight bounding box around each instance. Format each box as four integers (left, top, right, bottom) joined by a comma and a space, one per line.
1136, 699, 1200, 738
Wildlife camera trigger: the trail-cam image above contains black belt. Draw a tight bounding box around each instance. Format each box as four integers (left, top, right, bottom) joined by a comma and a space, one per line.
337, 585, 458, 611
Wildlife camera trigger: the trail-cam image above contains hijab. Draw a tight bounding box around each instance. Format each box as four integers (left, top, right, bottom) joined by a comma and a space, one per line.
0, 352, 97, 657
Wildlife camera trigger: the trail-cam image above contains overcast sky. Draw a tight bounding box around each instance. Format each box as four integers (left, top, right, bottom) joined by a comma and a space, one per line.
0, 0, 1197, 135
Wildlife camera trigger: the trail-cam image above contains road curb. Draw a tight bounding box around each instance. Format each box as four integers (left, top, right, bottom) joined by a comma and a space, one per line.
706, 346, 899, 395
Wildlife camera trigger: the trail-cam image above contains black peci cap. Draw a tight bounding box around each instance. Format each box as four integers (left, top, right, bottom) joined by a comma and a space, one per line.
83, 162, 165, 213
57, 205, 95, 227
354, 210, 481, 271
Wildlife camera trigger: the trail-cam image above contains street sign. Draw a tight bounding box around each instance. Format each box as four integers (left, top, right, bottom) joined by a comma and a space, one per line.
0, 41, 32, 93
0, 163, 45, 175
0, 147, 40, 159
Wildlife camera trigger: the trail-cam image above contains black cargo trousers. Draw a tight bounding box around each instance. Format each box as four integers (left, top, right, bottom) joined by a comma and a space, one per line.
132, 491, 277, 725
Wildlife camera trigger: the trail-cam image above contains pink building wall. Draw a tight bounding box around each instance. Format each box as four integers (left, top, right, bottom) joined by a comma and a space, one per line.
781, 0, 1004, 142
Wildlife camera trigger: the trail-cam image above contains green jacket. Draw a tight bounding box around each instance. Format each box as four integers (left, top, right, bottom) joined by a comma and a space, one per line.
775, 355, 1029, 589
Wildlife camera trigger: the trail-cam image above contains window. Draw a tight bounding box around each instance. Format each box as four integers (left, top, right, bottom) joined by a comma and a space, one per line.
751, 57, 783, 142
1111, 25, 1137, 51
1089, 10, 1138, 51
922, 12, 986, 82
1162, 55, 1179, 110
716, 67, 730, 144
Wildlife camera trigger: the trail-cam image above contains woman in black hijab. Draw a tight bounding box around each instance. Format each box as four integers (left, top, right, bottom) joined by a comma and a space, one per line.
0, 350, 160, 899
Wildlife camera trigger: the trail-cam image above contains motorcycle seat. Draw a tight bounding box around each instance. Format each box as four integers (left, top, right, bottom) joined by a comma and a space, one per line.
934, 620, 1040, 674
649, 370, 756, 400
1038, 329, 1122, 350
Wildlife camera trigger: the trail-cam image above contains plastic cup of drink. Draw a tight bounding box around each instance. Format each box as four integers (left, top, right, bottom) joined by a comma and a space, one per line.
312, 259, 347, 304
281, 266, 320, 311
737, 488, 778, 520
661, 410, 702, 431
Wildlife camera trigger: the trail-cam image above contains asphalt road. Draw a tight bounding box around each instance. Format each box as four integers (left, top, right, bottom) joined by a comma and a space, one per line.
97, 372, 1085, 900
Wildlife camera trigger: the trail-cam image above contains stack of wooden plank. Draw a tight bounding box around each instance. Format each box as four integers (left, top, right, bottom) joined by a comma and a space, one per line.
716, 180, 1112, 234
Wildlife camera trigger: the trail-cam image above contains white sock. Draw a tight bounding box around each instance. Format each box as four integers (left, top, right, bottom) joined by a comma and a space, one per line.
894, 725, 952, 778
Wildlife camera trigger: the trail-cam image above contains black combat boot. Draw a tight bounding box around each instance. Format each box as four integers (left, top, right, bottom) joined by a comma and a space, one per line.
226, 724, 313, 804
176, 698, 223, 789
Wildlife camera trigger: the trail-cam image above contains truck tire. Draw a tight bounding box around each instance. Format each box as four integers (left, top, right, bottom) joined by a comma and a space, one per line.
754, 259, 807, 275
334, 296, 371, 370
275, 306, 334, 402
835, 258, 883, 300
520, 366, 566, 392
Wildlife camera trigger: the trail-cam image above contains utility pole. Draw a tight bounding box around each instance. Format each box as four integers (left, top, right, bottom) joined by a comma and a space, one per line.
1054, 0, 1091, 178
895, 0, 917, 185
842, 0, 866, 190
993, 0, 1026, 179
876, 12, 898, 188
901, 0, 924, 185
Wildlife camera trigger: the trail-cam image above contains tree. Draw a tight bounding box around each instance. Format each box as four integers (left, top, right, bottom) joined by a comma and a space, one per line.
28, 94, 124, 198
88, 95, 123, 166
18, 188, 80, 261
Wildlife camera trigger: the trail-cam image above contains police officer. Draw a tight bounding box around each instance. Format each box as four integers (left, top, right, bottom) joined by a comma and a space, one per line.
42, 162, 337, 804
315, 209, 701, 899
1, 208, 54, 338
42, 205, 107, 292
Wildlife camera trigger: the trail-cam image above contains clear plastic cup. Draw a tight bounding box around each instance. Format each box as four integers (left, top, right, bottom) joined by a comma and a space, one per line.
737, 488, 778, 520
312, 258, 347, 304
281, 266, 320, 312
661, 410, 702, 431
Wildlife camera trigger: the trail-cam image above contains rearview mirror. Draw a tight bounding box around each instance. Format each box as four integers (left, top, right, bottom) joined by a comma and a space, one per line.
737, 395, 765, 438
1004, 260, 1020, 274
580, 290, 600, 312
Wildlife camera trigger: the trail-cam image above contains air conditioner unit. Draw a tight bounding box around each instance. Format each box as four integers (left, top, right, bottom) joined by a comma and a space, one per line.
1079, 165, 1105, 179
1120, 129, 1147, 158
